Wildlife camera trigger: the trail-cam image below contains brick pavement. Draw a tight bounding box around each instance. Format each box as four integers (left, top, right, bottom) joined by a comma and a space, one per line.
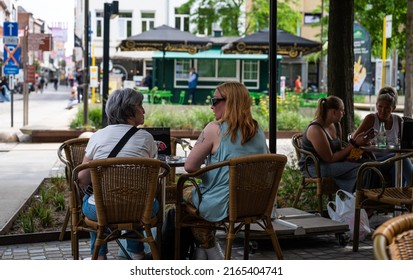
0, 230, 374, 260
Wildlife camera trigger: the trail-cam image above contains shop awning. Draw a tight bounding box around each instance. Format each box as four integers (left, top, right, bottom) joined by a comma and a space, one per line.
152, 49, 269, 60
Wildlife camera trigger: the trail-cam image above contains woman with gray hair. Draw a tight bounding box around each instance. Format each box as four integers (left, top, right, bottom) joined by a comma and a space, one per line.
78, 88, 158, 260
353, 86, 413, 187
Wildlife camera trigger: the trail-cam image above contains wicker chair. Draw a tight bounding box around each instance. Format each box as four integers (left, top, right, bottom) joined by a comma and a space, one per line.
373, 213, 413, 259
56, 138, 89, 244
291, 133, 339, 215
174, 154, 287, 260
353, 152, 413, 252
72, 157, 170, 260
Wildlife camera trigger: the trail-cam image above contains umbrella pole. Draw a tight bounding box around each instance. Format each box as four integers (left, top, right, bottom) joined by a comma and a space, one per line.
162, 49, 166, 89
269, 0, 278, 153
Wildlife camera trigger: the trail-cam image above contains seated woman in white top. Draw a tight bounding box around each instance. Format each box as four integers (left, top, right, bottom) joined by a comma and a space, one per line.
78, 88, 158, 260
353, 86, 413, 187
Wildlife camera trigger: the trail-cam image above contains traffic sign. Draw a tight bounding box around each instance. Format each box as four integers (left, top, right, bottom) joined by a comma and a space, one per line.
26, 65, 36, 83
4, 37, 18, 45
4, 65, 19, 75
3, 22, 18, 37
3, 44, 21, 74
3, 44, 21, 66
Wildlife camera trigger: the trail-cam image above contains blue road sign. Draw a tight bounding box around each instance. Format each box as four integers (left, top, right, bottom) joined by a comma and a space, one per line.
3, 22, 18, 37
4, 65, 19, 75
3, 44, 21, 66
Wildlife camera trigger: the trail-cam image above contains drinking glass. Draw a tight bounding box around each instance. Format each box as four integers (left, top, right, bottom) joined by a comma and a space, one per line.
180, 140, 190, 158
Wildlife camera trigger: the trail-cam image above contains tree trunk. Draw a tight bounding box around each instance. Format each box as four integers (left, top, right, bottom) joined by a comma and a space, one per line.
328, 0, 354, 139
405, 0, 413, 117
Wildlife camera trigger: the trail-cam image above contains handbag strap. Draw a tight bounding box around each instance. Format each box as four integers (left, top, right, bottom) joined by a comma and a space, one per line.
108, 126, 139, 158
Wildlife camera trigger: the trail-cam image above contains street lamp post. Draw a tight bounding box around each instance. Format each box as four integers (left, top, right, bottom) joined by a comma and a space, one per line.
102, 1, 118, 128
83, 0, 89, 126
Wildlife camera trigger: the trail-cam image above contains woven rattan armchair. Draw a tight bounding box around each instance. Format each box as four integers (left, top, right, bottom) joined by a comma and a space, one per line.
174, 154, 287, 260
291, 133, 339, 215
373, 213, 413, 259
72, 157, 170, 260
57, 138, 89, 245
353, 152, 413, 252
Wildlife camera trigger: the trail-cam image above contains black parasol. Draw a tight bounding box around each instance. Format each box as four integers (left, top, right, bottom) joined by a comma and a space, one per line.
118, 25, 212, 88
222, 28, 321, 58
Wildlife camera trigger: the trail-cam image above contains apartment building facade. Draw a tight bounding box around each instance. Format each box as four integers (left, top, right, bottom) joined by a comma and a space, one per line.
74, 0, 323, 102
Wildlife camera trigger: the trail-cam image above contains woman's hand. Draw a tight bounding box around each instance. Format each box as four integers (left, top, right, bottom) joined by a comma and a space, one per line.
352, 133, 371, 147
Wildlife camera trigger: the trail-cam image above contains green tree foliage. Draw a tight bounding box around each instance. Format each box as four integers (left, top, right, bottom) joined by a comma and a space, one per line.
354, 0, 407, 58
273, 0, 302, 34
180, 0, 300, 36
179, 0, 243, 36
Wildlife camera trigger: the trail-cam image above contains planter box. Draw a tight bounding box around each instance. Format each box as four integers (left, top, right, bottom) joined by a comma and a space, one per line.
24, 129, 93, 143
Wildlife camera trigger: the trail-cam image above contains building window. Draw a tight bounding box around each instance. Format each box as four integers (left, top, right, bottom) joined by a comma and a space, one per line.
175, 59, 239, 87
243, 60, 259, 81
175, 8, 189, 32
141, 12, 155, 32
118, 12, 133, 38
96, 12, 103, 38
175, 60, 191, 80
198, 59, 237, 79
304, 13, 321, 25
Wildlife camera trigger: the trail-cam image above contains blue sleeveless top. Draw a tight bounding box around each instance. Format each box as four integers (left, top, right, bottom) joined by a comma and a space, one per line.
191, 122, 268, 222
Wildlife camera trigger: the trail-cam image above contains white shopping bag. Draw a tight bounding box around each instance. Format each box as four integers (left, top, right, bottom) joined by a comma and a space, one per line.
327, 190, 371, 241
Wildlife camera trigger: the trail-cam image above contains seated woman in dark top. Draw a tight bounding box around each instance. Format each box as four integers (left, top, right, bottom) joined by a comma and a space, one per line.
299, 96, 371, 193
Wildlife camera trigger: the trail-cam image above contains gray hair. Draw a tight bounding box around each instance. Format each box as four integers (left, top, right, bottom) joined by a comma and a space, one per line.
377, 86, 397, 108
105, 88, 143, 125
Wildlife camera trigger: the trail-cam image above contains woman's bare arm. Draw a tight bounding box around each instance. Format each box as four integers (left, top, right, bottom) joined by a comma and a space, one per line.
184, 122, 219, 173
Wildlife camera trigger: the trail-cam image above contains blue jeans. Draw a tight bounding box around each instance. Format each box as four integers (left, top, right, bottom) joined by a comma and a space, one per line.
82, 194, 159, 256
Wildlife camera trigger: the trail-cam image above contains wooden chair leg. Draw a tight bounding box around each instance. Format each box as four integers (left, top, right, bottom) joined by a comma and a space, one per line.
225, 223, 235, 260
72, 232, 79, 260
92, 231, 103, 260
266, 219, 283, 259
146, 227, 160, 260
293, 180, 306, 208
352, 207, 361, 252
59, 208, 70, 241
243, 224, 250, 260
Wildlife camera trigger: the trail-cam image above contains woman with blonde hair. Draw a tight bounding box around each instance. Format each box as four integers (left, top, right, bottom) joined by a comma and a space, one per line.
353, 86, 413, 187
184, 81, 268, 259
299, 96, 370, 192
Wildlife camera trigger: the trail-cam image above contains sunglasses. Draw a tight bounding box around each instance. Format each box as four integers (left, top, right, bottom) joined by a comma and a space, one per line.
211, 97, 225, 106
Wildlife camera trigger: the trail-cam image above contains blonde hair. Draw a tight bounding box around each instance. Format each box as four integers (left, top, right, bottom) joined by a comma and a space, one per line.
216, 82, 259, 144
377, 86, 397, 108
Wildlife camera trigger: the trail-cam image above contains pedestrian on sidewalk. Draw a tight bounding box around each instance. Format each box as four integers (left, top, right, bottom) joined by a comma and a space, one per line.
0, 76, 10, 102
187, 67, 198, 104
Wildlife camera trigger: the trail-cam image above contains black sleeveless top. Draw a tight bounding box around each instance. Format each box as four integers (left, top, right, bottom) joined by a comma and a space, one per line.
300, 122, 342, 162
